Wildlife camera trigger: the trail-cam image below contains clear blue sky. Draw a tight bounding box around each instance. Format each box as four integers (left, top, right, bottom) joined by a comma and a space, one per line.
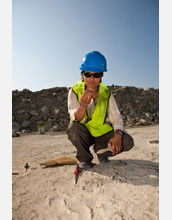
12, 0, 159, 91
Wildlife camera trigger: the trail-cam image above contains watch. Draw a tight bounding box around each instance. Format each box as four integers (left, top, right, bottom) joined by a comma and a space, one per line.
115, 130, 123, 135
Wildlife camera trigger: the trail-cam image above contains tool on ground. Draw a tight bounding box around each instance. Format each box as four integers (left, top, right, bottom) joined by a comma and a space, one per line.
149, 140, 159, 144
74, 164, 82, 184
12, 131, 20, 137
12, 171, 19, 175
96, 144, 113, 154
24, 163, 30, 172
40, 156, 78, 167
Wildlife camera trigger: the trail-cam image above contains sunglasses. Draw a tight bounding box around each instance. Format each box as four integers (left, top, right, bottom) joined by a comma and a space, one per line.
83, 72, 103, 78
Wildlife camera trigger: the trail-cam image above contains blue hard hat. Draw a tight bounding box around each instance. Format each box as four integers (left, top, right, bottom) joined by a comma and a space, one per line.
80, 51, 107, 72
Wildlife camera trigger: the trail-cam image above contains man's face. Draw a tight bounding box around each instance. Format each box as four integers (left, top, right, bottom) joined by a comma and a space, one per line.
83, 71, 102, 89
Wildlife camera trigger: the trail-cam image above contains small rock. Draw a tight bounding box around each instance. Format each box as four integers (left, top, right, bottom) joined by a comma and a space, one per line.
41, 106, 49, 115
21, 98, 26, 102
111, 175, 117, 180
21, 120, 31, 128
37, 120, 44, 125
29, 110, 38, 116
17, 109, 25, 114
31, 104, 36, 109
51, 125, 60, 131
139, 119, 151, 125
12, 122, 21, 132
135, 121, 142, 126
45, 122, 53, 131
12, 130, 20, 137
54, 108, 61, 115
145, 112, 150, 118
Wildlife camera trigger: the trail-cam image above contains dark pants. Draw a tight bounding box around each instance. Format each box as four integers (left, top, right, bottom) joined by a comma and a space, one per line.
66, 121, 134, 163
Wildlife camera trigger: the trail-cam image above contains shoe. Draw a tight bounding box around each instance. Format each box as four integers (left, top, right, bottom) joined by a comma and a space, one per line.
98, 157, 110, 163
79, 162, 95, 169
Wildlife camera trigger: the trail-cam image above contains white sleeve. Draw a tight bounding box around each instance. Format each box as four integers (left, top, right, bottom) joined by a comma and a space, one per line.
68, 88, 79, 121
108, 94, 124, 131
67, 88, 85, 123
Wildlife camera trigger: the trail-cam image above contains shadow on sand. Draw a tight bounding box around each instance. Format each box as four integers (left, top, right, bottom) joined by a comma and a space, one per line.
89, 159, 159, 187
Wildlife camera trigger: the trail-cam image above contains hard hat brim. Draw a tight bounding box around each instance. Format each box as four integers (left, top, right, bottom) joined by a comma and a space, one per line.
80, 66, 107, 72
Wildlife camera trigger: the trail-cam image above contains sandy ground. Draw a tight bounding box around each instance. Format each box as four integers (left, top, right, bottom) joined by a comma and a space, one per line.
12, 125, 159, 220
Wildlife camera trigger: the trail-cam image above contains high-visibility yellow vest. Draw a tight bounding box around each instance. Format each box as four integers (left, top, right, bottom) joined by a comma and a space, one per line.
72, 79, 113, 137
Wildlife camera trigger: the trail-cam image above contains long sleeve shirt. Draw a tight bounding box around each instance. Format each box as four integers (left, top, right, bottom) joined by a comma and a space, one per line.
67, 88, 124, 132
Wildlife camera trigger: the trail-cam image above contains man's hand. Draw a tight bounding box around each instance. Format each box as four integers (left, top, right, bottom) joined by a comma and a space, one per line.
79, 89, 93, 107
108, 134, 122, 155
74, 89, 93, 121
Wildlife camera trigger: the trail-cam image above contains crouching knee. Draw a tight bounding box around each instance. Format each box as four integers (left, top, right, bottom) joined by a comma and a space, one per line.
66, 121, 81, 135
122, 133, 134, 151
66, 121, 81, 144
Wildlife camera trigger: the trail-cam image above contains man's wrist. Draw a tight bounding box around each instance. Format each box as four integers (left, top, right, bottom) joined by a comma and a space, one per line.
115, 129, 123, 136
79, 102, 88, 108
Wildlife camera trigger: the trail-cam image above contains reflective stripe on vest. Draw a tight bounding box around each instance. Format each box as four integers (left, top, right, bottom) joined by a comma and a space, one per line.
72, 79, 113, 137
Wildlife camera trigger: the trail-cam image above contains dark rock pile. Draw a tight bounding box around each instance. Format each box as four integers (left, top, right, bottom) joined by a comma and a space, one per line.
110, 85, 159, 127
12, 85, 159, 133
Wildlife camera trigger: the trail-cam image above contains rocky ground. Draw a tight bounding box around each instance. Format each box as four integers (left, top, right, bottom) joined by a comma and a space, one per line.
12, 85, 159, 134
12, 125, 159, 220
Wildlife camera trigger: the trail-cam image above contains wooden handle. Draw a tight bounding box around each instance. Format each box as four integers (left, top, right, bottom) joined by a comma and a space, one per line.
40, 156, 78, 167
97, 144, 112, 154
